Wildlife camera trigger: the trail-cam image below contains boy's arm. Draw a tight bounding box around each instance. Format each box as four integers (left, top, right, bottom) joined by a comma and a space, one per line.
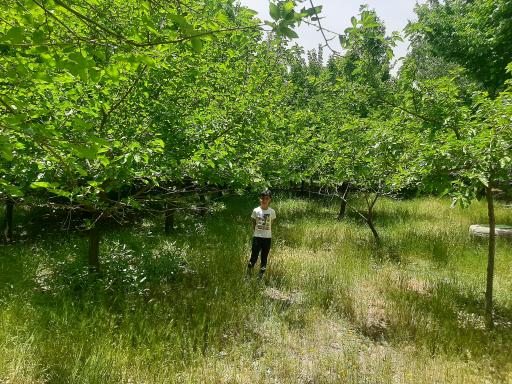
252, 218, 256, 230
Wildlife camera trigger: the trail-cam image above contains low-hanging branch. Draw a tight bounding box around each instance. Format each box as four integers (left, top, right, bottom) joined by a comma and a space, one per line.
37, 0, 266, 48
8, 25, 267, 49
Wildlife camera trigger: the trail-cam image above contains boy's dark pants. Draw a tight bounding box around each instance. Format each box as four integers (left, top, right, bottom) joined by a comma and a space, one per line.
248, 237, 271, 274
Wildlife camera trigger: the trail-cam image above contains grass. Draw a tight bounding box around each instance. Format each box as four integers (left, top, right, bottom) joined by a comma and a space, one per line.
0, 194, 511, 383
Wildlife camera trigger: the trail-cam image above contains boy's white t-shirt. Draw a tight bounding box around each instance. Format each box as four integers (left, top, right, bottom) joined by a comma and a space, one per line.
251, 206, 276, 238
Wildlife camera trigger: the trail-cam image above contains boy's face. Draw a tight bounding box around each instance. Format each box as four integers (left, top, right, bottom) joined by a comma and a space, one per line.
260, 196, 271, 207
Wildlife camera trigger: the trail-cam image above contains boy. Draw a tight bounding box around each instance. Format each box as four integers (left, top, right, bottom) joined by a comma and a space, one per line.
247, 190, 276, 278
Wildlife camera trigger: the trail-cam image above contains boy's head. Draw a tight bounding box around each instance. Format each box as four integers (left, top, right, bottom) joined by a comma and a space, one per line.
259, 190, 272, 208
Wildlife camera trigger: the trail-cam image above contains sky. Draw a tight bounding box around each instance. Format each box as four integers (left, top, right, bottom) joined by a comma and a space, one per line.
238, 0, 424, 67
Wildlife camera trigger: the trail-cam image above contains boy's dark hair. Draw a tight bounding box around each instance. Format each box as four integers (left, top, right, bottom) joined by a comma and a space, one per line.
260, 190, 272, 198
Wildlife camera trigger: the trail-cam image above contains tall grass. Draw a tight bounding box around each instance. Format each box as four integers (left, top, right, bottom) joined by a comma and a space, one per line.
0, 195, 511, 383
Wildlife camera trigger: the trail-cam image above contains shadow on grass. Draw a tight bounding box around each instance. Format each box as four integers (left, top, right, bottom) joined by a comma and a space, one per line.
16, 251, 265, 381
385, 279, 512, 375
0, 246, 35, 294
344, 204, 439, 228
0, 196, 286, 381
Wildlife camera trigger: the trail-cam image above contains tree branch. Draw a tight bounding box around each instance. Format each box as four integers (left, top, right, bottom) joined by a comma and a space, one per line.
0, 95, 16, 114
308, 0, 341, 56
32, 0, 85, 43
53, 0, 126, 41
100, 64, 148, 129
47, 1, 265, 48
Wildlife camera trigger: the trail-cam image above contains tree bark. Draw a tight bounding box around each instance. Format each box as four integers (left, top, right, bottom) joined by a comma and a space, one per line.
366, 216, 380, 243
485, 185, 496, 328
3, 200, 14, 244
165, 208, 174, 235
199, 194, 207, 216
301, 180, 305, 196
337, 182, 350, 220
365, 194, 380, 243
88, 227, 100, 272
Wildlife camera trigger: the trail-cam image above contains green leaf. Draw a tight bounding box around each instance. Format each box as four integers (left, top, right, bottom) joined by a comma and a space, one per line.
1, 150, 13, 161
0, 137, 13, 161
477, 176, 488, 187
72, 145, 98, 159
339, 35, 347, 47
31, 181, 57, 189
4, 26, 25, 44
283, 1, 294, 15
364, 22, 380, 29
279, 26, 298, 39
0, 182, 22, 197
89, 67, 101, 82
284, 10, 296, 21
305, 5, 322, 16
98, 156, 110, 167
128, 141, 141, 150
150, 138, 165, 148
351, 67, 363, 76
269, 3, 280, 20
76, 166, 88, 177
191, 37, 203, 52
68, 52, 88, 68
49, 188, 71, 198
139, 55, 156, 66
169, 14, 192, 33
244, 8, 258, 17
31, 29, 45, 44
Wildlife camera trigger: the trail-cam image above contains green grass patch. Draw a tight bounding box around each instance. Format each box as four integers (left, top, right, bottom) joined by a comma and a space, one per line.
0, 195, 511, 383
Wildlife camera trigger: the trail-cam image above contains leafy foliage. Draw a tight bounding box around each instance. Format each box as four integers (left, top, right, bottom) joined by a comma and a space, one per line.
409, 0, 512, 94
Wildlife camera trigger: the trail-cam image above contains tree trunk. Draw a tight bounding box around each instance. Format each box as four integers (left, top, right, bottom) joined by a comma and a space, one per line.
199, 194, 207, 216
366, 216, 380, 243
165, 209, 174, 235
366, 195, 380, 243
337, 182, 350, 220
301, 180, 305, 196
485, 185, 496, 328
3, 200, 14, 244
88, 227, 100, 272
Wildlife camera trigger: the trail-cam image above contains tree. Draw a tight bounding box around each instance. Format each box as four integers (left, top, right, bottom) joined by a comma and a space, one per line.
317, 7, 406, 240
0, 0, 323, 266
411, 0, 512, 95
405, 0, 512, 326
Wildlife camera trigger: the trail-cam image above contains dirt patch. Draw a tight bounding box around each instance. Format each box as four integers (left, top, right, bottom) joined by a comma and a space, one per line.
263, 287, 304, 305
